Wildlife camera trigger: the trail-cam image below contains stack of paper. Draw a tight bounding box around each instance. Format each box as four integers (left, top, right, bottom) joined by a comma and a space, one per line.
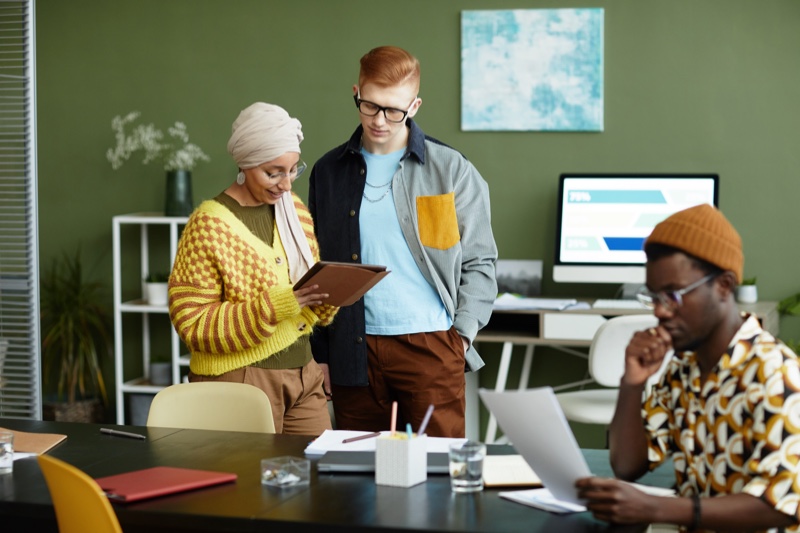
305, 430, 465, 455
493, 293, 578, 311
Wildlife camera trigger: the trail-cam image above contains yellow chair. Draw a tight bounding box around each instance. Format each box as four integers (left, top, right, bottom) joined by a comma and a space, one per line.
146, 381, 276, 433
37, 454, 122, 533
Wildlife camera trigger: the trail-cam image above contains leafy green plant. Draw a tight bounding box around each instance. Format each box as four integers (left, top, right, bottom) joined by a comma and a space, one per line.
779, 293, 800, 317
779, 292, 800, 355
741, 276, 757, 286
145, 272, 169, 283
40, 250, 111, 404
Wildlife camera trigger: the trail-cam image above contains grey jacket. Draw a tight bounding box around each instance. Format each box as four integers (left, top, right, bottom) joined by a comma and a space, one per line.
308, 120, 497, 386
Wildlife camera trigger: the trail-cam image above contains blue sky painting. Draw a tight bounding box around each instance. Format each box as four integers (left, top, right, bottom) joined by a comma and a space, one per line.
461, 8, 604, 132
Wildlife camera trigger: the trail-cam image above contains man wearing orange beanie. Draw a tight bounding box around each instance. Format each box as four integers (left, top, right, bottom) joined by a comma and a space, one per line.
576, 204, 800, 531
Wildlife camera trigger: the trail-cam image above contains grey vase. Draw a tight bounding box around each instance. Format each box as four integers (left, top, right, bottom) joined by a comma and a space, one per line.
164, 169, 194, 217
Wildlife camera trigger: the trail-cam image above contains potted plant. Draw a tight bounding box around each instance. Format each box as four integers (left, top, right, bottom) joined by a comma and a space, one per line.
40, 250, 112, 422
106, 111, 210, 217
144, 272, 170, 306
736, 276, 758, 304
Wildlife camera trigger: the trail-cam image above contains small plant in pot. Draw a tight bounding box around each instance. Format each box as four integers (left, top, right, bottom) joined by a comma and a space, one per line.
736, 276, 758, 304
40, 250, 111, 422
144, 272, 170, 306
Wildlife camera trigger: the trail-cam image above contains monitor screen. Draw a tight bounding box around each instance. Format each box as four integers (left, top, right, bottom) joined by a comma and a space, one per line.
553, 173, 719, 285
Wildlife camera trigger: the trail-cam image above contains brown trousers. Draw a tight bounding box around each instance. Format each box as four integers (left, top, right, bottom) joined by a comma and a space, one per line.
330, 327, 466, 438
189, 360, 331, 436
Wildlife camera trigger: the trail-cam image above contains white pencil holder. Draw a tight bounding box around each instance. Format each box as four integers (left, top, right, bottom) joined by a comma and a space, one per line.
375, 435, 427, 488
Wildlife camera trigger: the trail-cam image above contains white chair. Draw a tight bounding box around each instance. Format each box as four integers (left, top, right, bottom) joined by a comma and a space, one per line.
147, 381, 276, 433
555, 314, 669, 425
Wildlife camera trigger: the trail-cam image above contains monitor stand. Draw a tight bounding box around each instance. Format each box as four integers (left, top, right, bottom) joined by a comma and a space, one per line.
618, 283, 644, 300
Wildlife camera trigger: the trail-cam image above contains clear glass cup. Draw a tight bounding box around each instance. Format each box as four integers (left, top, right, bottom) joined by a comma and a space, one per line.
448, 440, 486, 493
0, 431, 14, 475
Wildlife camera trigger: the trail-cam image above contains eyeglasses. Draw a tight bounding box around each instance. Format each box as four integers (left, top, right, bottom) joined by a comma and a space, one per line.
636, 272, 717, 311
264, 160, 306, 183
353, 90, 417, 123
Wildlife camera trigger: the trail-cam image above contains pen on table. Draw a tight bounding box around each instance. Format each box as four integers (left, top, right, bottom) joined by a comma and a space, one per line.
417, 403, 434, 436
100, 428, 147, 440
341, 431, 381, 444
390, 401, 398, 436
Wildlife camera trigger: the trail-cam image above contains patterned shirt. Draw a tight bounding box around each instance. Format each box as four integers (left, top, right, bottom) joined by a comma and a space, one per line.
644, 314, 800, 532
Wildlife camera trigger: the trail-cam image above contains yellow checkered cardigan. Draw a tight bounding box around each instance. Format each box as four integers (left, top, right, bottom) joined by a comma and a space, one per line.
168, 196, 337, 376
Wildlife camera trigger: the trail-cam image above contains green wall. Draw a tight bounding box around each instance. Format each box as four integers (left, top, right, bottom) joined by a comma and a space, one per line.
35, 1, 800, 437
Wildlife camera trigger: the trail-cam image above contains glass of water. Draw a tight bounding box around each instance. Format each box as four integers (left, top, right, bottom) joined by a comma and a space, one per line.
448, 440, 486, 493
0, 431, 13, 475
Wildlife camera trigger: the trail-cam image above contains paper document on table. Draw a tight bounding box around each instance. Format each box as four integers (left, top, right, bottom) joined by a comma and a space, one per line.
500, 482, 676, 514
482, 455, 541, 487
493, 293, 578, 311
304, 430, 466, 456
479, 388, 591, 505
500, 488, 586, 514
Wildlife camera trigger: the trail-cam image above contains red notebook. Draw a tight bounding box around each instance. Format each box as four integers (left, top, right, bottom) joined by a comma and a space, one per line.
95, 466, 237, 502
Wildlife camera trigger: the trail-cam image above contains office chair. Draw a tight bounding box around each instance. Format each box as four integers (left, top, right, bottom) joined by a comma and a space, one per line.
37, 454, 123, 533
146, 381, 276, 433
555, 314, 670, 425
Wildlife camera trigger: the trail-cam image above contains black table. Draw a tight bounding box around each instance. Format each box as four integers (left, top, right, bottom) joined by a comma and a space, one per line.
0, 418, 673, 532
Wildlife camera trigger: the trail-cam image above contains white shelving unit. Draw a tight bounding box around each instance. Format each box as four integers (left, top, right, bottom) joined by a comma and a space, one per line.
112, 212, 189, 424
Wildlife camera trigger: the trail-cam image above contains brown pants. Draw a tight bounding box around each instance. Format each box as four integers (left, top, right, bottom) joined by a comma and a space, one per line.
331, 328, 466, 438
189, 361, 331, 436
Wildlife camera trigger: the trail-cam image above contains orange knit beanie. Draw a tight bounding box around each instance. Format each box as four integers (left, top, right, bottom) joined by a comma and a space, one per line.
645, 204, 743, 283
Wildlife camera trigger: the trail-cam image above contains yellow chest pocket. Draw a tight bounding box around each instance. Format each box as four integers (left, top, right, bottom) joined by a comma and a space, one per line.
417, 192, 460, 250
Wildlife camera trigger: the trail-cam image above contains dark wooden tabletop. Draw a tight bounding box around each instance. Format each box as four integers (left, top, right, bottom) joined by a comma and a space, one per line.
0, 418, 672, 533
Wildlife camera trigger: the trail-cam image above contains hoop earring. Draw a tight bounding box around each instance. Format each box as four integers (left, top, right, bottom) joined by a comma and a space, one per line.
236, 171, 245, 185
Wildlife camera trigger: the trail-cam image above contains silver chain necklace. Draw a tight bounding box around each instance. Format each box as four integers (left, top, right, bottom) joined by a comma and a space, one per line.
362, 183, 393, 203
365, 178, 393, 188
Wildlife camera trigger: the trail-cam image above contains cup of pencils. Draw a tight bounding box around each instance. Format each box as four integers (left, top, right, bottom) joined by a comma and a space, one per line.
375, 401, 427, 488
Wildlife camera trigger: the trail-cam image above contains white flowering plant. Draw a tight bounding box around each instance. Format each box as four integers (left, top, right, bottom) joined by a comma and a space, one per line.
106, 111, 210, 171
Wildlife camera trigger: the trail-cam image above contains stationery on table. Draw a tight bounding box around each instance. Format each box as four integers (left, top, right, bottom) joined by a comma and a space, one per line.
479, 387, 674, 512
95, 466, 237, 503
482, 455, 541, 487
292, 261, 390, 307
0, 427, 67, 455
375, 401, 426, 488
100, 427, 147, 440
478, 387, 593, 507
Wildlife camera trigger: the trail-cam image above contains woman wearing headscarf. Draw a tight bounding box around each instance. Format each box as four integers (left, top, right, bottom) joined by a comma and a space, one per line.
168, 102, 337, 435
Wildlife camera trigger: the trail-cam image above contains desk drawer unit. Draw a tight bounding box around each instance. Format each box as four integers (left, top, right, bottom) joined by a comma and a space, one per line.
542, 313, 607, 341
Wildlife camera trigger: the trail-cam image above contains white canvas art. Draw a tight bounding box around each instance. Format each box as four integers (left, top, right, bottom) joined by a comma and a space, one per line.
461, 8, 604, 132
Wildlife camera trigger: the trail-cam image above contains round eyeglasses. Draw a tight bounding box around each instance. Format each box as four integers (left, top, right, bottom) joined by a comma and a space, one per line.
265, 160, 306, 183
353, 91, 417, 123
636, 272, 718, 311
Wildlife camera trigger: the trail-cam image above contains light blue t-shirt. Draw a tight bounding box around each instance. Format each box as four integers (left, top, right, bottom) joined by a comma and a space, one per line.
359, 148, 451, 335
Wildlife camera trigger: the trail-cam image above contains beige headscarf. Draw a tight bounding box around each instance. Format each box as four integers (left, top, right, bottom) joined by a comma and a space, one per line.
227, 102, 314, 283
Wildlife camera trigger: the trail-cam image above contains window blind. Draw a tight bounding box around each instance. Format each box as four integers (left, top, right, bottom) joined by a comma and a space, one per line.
0, 0, 41, 419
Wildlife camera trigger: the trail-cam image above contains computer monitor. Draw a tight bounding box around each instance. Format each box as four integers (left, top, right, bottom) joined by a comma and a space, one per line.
553, 173, 719, 287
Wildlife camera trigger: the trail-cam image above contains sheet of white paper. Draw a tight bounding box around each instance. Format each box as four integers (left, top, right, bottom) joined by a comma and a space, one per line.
479, 387, 592, 505
13, 452, 37, 461
499, 488, 586, 513
493, 293, 578, 311
304, 430, 466, 456
500, 482, 676, 514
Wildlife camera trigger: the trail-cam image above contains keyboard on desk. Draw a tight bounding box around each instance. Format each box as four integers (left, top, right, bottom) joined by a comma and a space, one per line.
592, 299, 649, 310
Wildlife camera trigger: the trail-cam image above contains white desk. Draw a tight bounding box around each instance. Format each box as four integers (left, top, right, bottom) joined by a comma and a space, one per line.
469, 300, 779, 443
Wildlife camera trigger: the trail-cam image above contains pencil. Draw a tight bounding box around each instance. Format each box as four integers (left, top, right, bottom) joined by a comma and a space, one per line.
341, 431, 381, 444
390, 401, 398, 436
